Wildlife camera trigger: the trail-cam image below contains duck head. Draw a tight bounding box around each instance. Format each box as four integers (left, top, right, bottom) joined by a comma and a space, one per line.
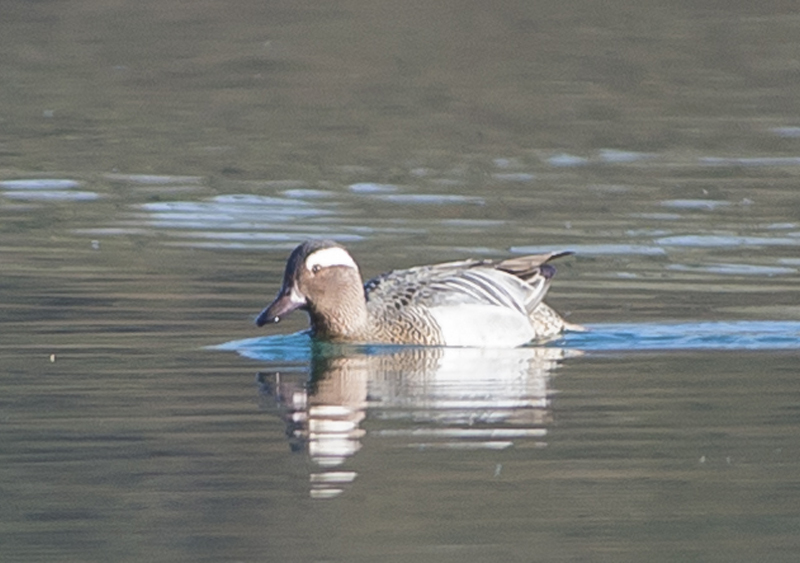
255, 240, 367, 337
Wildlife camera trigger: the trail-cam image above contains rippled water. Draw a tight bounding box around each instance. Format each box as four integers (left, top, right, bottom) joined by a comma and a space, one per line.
3, 1, 800, 562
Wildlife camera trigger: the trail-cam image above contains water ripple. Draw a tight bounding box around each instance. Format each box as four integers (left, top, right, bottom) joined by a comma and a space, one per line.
2, 190, 100, 201
556, 321, 800, 351
668, 263, 796, 276
212, 321, 800, 360
511, 244, 665, 256
657, 235, 799, 247
0, 179, 81, 189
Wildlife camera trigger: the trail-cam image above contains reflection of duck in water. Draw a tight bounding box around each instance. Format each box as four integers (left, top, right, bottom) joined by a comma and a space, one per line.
258, 345, 574, 498
256, 240, 583, 347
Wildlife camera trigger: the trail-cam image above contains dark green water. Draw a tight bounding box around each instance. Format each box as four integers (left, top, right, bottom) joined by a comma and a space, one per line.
2, 1, 800, 561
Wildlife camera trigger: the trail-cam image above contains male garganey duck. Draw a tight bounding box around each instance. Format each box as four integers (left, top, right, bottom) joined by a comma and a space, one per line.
256, 240, 582, 347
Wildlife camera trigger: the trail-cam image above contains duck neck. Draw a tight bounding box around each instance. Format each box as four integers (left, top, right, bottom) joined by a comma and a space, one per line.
308, 283, 370, 342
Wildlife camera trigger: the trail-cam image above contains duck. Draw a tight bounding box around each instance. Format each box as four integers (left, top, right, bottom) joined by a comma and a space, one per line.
255, 240, 582, 347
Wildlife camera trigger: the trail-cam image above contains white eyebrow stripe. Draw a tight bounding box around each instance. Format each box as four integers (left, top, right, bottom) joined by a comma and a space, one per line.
305, 247, 358, 271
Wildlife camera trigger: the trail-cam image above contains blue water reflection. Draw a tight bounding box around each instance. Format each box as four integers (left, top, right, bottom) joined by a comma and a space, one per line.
212, 331, 314, 362
557, 321, 800, 351
214, 321, 800, 361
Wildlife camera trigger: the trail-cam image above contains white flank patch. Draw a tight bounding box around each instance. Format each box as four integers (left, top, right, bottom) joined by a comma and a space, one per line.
429, 305, 535, 348
305, 246, 359, 272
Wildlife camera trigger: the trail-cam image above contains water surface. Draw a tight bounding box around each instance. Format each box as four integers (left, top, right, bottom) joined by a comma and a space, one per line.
2, 1, 800, 562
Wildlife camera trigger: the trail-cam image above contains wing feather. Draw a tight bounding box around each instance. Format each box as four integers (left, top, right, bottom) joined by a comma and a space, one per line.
364, 252, 568, 317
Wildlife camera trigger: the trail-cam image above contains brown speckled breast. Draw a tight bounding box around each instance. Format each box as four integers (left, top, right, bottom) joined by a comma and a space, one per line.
366, 303, 445, 346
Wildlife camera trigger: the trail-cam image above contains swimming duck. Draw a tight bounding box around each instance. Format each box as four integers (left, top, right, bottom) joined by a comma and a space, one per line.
255, 240, 581, 347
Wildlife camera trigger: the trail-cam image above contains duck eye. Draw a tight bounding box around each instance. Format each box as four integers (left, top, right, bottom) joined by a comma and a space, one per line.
311, 264, 321, 274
